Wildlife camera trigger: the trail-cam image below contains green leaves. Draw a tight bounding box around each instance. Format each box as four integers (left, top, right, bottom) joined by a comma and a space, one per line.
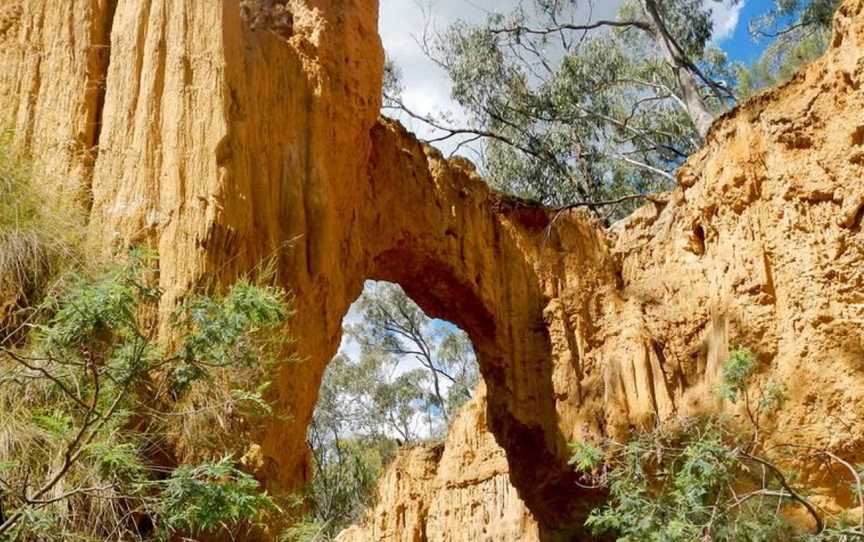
157, 456, 278, 537
425, 0, 726, 211
750, 0, 839, 37
172, 280, 290, 391
720, 348, 756, 403
83, 440, 147, 482
758, 379, 788, 412
346, 282, 478, 432
303, 432, 388, 539
734, 0, 839, 97
231, 381, 275, 417
397, 0, 836, 217
40, 249, 156, 349
573, 407, 864, 542
279, 517, 329, 542
657, 0, 714, 57
568, 441, 605, 472
30, 411, 74, 438
718, 348, 787, 422
0, 256, 293, 540
581, 420, 794, 542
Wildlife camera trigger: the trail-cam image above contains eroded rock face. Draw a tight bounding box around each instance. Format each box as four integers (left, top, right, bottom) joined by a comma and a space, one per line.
2, 0, 864, 540
0, 0, 113, 201
336, 386, 540, 542
609, 0, 864, 454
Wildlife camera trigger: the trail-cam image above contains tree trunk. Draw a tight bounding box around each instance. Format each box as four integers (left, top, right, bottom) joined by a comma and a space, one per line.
641, 0, 715, 138
430, 366, 449, 423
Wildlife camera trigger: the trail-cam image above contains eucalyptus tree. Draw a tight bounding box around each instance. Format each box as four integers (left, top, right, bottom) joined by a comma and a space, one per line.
303, 283, 479, 538
386, 0, 741, 212
311, 352, 428, 446
736, 0, 840, 96
346, 282, 478, 425
301, 351, 428, 539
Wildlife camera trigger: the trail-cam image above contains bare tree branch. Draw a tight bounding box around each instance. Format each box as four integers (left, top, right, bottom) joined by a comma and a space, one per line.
490, 20, 652, 36
741, 452, 825, 534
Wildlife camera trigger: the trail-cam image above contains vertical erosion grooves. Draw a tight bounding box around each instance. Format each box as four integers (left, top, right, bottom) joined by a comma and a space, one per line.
82, 0, 117, 208
0, 0, 117, 201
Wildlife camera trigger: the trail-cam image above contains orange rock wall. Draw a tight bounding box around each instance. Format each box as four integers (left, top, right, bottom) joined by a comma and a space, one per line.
336, 386, 540, 542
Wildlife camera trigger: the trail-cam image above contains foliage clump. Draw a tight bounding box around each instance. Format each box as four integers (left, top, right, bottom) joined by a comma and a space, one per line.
570, 347, 862, 541
0, 252, 292, 540
735, 0, 841, 97
157, 457, 279, 537
720, 348, 758, 402
580, 420, 794, 541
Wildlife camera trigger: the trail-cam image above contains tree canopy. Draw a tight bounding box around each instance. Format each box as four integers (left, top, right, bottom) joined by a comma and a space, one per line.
735, 0, 840, 96
385, 0, 840, 216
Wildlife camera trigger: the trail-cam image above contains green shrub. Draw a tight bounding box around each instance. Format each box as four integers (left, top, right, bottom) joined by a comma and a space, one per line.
157, 456, 279, 537
279, 517, 331, 542
718, 348, 787, 442
581, 419, 794, 542
570, 347, 860, 541
720, 348, 757, 403
568, 440, 605, 473
0, 254, 292, 540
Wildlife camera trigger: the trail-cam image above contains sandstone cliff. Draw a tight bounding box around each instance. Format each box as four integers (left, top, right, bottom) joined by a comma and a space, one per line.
1, 0, 864, 540
336, 386, 540, 542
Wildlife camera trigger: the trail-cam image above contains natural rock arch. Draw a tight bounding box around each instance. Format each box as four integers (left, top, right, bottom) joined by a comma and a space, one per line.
354, 122, 613, 531
259, 120, 615, 535
2, 1, 864, 540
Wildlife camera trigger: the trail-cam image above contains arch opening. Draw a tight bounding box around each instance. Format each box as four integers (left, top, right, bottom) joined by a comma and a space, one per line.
303, 280, 481, 536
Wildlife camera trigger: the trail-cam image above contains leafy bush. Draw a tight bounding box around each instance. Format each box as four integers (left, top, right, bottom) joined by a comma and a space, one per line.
279, 517, 330, 542
720, 348, 757, 403
568, 441, 605, 473
157, 456, 279, 537
570, 348, 861, 541
718, 348, 787, 446
581, 419, 794, 542
0, 253, 292, 540
303, 435, 391, 539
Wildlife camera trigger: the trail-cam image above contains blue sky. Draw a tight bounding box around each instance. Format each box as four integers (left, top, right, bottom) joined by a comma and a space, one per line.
720, 0, 777, 64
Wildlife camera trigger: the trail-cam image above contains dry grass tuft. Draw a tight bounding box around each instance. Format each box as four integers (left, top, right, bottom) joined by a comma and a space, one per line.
0, 136, 82, 343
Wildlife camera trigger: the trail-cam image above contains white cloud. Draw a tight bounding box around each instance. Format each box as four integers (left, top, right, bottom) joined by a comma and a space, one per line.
709, 0, 745, 42
378, 0, 625, 155
378, 0, 506, 150
379, 0, 742, 150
